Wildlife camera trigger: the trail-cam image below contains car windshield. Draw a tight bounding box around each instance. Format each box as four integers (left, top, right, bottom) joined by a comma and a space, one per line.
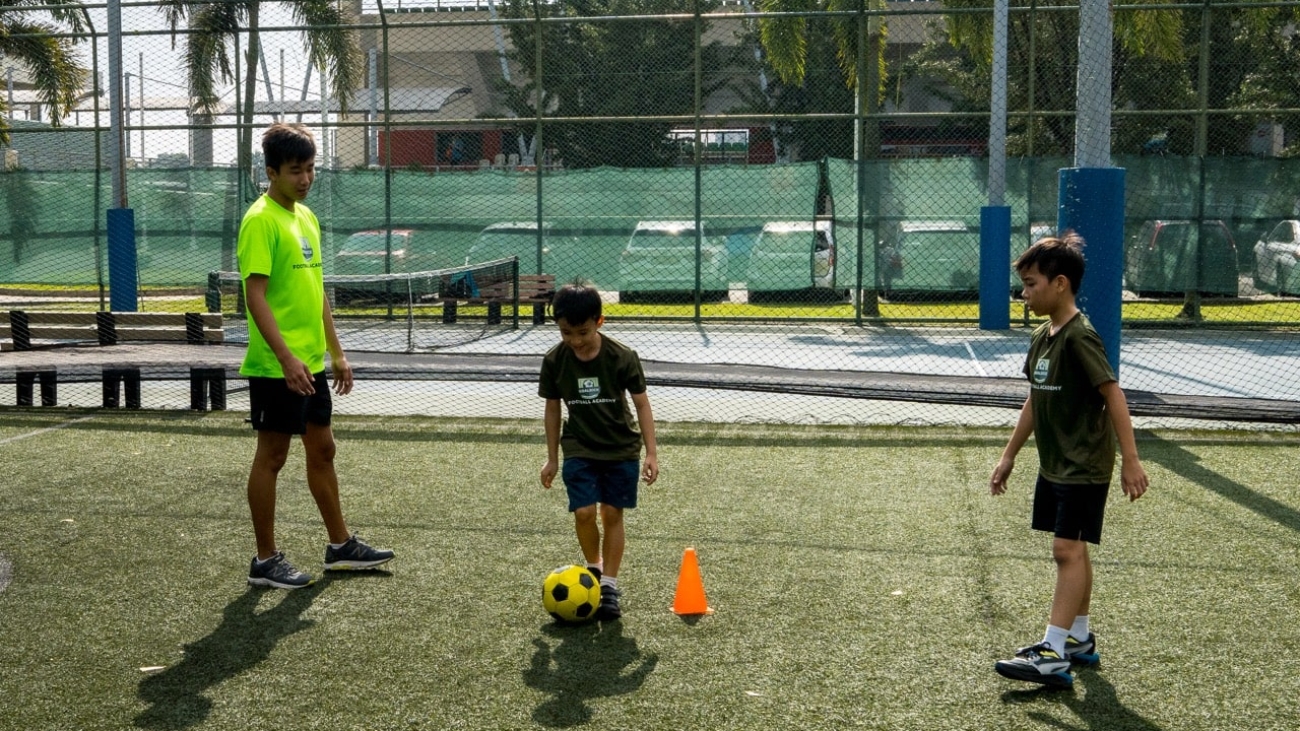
760, 230, 817, 254
340, 233, 406, 253
630, 229, 696, 248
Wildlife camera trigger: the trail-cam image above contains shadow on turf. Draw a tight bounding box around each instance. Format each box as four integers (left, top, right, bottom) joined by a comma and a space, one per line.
1142, 433, 1300, 536
1000, 668, 1164, 730
523, 620, 658, 727
134, 584, 324, 730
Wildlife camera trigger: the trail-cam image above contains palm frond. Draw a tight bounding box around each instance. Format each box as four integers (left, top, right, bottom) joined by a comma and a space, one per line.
184, 3, 244, 114
292, 0, 363, 114
0, 18, 86, 125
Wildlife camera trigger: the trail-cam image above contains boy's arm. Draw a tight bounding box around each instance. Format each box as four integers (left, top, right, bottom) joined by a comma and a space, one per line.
244, 274, 315, 395
630, 391, 658, 485
540, 398, 562, 489
321, 295, 353, 395
1099, 381, 1149, 501
990, 395, 1034, 495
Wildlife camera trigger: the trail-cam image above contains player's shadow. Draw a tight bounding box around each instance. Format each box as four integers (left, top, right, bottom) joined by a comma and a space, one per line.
523, 621, 659, 728
1000, 667, 1164, 730
134, 584, 323, 730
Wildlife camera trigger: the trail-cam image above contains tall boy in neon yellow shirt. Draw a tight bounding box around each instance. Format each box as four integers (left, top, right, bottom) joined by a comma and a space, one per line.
239, 123, 393, 589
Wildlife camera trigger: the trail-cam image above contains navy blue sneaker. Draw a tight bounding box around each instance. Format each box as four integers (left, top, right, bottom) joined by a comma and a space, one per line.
1065, 632, 1099, 666
324, 535, 394, 571
994, 642, 1073, 689
595, 584, 622, 621
248, 552, 314, 590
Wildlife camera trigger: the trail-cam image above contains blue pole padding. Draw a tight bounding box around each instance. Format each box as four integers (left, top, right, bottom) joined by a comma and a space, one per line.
1058, 167, 1125, 376
107, 207, 137, 312
979, 205, 1012, 330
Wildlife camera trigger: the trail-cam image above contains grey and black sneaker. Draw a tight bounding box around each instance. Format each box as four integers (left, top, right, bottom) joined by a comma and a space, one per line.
994, 642, 1073, 689
324, 535, 395, 571
248, 552, 314, 590
595, 584, 622, 621
1064, 632, 1099, 666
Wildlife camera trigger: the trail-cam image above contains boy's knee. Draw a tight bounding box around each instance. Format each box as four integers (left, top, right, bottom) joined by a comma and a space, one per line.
599, 504, 624, 525
1051, 538, 1087, 564
573, 504, 598, 524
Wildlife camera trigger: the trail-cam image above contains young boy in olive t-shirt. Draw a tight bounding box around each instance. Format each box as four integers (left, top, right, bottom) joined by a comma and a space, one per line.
989, 233, 1149, 689
539, 282, 659, 621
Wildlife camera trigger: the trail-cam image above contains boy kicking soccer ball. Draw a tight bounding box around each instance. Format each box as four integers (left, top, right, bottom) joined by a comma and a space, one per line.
539, 282, 659, 621
989, 233, 1149, 689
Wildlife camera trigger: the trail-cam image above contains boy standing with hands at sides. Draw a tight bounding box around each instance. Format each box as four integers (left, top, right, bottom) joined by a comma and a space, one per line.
240, 123, 393, 590
539, 282, 659, 621
990, 233, 1149, 689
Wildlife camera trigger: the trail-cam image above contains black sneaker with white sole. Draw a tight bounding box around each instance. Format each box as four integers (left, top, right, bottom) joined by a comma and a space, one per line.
994, 642, 1073, 689
324, 535, 395, 571
248, 552, 314, 589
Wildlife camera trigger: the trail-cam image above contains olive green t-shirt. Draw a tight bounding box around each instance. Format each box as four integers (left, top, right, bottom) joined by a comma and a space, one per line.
237, 195, 326, 378
538, 334, 647, 461
1024, 312, 1118, 484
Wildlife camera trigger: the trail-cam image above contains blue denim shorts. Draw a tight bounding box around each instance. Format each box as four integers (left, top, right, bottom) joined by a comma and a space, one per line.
562, 457, 640, 512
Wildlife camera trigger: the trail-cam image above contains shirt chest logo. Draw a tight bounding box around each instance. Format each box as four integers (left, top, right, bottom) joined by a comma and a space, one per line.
299, 236, 313, 262
1033, 357, 1050, 384
577, 377, 600, 399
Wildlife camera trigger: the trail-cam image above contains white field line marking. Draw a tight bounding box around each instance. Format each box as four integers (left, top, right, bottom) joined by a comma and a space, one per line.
0, 415, 96, 446
964, 341, 989, 377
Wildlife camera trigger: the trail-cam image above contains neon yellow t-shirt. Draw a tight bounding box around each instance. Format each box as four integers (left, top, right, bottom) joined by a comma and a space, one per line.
237, 194, 326, 377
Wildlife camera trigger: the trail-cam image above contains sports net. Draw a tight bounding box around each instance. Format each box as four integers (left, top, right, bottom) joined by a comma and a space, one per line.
2, 1, 1300, 427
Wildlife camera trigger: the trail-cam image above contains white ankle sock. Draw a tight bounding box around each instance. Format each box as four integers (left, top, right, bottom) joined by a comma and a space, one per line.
599, 575, 617, 589
1043, 625, 1069, 656
1070, 615, 1090, 640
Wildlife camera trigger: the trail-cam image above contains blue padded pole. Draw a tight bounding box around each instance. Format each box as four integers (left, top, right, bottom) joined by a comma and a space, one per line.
107, 207, 137, 312
979, 205, 1012, 330
1058, 167, 1125, 376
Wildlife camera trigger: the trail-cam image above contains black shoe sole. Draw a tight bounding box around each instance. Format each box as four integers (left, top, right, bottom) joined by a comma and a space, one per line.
994, 661, 1073, 689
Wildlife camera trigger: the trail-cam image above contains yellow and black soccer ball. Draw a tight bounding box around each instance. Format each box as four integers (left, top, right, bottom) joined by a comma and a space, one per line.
541, 564, 600, 622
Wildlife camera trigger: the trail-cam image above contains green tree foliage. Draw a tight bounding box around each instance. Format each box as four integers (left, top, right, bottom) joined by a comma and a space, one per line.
158, 0, 362, 171
497, 0, 729, 168
0, 0, 90, 145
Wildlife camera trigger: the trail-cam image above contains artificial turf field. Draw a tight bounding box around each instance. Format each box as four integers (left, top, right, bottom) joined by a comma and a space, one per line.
1, 410, 1297, 731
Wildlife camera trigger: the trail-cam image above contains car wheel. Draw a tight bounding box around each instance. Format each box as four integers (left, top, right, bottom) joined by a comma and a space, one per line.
1278, 263, 1290, 296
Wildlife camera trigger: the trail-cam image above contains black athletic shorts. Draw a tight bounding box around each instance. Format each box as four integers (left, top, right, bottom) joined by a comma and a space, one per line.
1031, 475, 1109, 545
247, 372, 332, 435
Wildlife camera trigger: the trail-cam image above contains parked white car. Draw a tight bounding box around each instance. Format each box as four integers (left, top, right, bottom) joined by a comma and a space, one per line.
617, 221, 729, 301
746, 221, 845, 302
1252, 219, 1300, 295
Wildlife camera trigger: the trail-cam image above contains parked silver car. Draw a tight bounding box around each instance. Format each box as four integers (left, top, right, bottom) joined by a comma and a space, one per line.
618, 221, 729, 302
746, 221, 845, 302
1252, 219, 1300, 295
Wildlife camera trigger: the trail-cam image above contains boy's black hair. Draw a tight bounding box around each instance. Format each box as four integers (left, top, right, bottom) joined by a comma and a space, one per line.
551, 280, 602, 325
1014, 231, 1086, 294
262, 123, 316, 171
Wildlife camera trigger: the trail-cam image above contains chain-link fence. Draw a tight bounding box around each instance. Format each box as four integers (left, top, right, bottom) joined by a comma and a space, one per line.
2, 0, 1299, 425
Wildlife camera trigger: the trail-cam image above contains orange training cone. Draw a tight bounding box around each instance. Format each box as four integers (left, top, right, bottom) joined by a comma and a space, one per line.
671, 547, 713, 615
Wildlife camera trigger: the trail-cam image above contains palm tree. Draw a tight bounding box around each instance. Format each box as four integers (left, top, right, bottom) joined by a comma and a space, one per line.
0, 0, 90, 144
159, 0, 363, 176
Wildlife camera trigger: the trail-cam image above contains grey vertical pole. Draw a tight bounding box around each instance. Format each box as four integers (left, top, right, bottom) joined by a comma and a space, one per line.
980, 0, 1011, 329
368, 48, 378, 167
124, 72, 131, 159
138, 52, 144, 160
1060, 0, 1123, 374
106, 0, 136, 311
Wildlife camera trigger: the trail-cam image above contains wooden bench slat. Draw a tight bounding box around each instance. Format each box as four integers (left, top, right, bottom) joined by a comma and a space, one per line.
0, 312, 222, 326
